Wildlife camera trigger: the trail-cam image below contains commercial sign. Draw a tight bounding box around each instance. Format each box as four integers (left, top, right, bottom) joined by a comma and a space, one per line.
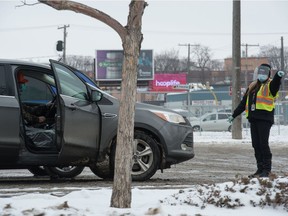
173, 84, 190, 90
151, 73, 187, 92
95, 49, 154, 81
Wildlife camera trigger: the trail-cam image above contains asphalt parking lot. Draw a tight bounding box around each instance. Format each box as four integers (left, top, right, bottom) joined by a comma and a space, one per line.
0, 141, 287, 193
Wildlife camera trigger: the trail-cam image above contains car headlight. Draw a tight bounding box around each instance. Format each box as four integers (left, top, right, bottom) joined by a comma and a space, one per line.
150, 110, 186, 124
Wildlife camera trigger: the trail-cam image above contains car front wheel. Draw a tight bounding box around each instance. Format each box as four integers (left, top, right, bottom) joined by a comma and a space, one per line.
45, 166, 84, 178
131, 131, 160, 181
90, 130, 160, 181
28, 166, 48, 177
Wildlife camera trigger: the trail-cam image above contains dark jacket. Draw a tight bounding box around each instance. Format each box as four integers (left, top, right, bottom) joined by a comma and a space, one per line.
232, 72, 282, 124
22, 104, 50, 125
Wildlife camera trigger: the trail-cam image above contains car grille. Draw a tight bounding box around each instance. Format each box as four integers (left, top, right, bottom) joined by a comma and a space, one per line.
182, 132, 193, 147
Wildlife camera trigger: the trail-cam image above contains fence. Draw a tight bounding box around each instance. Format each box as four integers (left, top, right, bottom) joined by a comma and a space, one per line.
106, 89, 288, 125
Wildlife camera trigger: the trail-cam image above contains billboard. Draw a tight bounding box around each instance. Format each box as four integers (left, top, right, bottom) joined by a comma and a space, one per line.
151, 73, 187, 92
95, 49, 154, 81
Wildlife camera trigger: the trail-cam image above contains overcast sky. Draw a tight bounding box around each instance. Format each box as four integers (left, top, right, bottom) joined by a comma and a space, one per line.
0, 0, 287, 62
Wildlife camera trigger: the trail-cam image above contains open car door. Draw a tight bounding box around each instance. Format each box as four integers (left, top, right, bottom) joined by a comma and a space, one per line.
50, 60, 101, 164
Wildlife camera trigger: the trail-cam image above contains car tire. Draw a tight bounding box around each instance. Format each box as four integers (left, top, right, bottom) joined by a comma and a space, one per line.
89, 154, 114, 180
131, 130, 160, 181
44, 166, 84, 178
90, 130, 160, 181
192, 125, 201, 132
228, 125, 232, 132
28, 166, 48, 177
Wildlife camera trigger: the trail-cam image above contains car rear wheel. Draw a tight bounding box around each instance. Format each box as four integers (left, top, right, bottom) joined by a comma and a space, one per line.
28, 166, 48, 177
45, 166, 84, 178
90, 130, 160, 181
192, 125, 201, 132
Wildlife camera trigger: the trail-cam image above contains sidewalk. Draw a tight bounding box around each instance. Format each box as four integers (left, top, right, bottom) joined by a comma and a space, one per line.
194, 125, 288, 146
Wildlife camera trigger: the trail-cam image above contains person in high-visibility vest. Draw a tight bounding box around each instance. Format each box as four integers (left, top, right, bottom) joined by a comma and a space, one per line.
228, 63, 285, 178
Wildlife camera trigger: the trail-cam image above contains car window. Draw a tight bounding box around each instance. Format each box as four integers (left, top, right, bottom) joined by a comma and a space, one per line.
203, 114, 216, 121
218, 113, 229, 120
53, 63, 88, 100
20, 77, 54, 103
0, 66, 7, 95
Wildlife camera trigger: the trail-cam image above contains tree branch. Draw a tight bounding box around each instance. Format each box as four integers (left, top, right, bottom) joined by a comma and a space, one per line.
38, 0, 127, 41
16, 0, 40, 8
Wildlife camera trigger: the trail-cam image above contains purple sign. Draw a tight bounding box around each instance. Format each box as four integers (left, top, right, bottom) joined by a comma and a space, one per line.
95, 50, 153, 81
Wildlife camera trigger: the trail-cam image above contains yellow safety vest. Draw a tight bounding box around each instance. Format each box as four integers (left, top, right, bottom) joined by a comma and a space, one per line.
245, 80, 278, 117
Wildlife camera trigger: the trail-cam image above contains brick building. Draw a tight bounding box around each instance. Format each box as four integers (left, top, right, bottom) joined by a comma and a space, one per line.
224, 57, 270, 87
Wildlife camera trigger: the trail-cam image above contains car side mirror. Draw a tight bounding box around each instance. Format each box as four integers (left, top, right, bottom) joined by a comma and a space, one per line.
91, 89, 102, 102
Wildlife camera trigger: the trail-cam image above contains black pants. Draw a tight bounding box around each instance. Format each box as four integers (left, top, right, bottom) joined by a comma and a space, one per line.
250, 120, 272, 172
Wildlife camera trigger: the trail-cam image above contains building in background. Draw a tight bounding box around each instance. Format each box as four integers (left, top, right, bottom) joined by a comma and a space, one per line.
224, 57, 269, 87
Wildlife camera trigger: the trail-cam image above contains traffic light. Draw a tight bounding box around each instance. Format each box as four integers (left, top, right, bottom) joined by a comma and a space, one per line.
56, 40, 63, 51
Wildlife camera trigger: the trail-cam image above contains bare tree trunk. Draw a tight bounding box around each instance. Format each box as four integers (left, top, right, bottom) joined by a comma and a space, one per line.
110, 37, 138, 208
37, 0, 146, 208
110, 1, 145, 208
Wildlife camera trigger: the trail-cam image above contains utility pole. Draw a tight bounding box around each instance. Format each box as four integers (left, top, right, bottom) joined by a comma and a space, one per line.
241, 43, 259, 86
178, 43, 199, 76
280, 36, 286, 124
280, 37, 284, 77
58, 25, 70, 63
232, 0, 241, 139
178, 43, 199, 117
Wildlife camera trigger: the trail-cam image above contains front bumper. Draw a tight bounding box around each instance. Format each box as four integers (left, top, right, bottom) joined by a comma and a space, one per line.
158, 122, 194, 166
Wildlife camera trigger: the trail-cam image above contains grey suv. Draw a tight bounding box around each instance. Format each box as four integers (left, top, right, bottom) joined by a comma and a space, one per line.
0, 59, 194, 181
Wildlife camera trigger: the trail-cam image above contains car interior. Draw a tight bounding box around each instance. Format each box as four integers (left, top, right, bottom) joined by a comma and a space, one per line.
16, 69, 58, 152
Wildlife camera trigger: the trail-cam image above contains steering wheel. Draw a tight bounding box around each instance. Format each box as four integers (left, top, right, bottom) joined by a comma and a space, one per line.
45, 96, 58, 124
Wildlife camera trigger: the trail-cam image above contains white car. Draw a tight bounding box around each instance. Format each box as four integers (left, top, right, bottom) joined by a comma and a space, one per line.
190, 112, 232, 132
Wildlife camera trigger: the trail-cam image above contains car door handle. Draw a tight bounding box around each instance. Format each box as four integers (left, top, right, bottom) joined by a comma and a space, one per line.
102, 113, 117, 118
67, 104, 77, 111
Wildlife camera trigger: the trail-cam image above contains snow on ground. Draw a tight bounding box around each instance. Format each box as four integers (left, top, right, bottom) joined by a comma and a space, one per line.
0, 125, 287, 216
194, 124, 287, 145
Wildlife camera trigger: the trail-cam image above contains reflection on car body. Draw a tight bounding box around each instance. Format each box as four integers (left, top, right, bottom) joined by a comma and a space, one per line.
0, 59, 194, 181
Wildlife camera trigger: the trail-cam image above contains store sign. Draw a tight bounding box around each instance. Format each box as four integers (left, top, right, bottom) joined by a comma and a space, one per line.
95, 49, 154, 81
173, 84, 190, 90
151, 74, 187, 91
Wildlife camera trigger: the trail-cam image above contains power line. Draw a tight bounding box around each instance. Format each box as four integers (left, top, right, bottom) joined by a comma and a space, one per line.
1, 25, 287, 36
0, 25, 58, 32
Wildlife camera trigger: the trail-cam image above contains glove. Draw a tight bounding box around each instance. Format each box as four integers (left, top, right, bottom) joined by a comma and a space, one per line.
277, 71, 285, 77
227, 116, 234, 123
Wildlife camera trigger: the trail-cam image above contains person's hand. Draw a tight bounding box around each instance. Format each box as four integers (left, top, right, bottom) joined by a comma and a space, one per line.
38, 116, 46, 123
277, 71, 285, 77
227, 116, 234, 123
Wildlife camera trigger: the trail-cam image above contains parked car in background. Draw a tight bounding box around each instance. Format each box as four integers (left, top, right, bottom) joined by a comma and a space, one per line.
0, 59, 194, 181
274, 114, 284, 125
218, 108, 250, 128
217, 108, 232, 113
190, 112, 232, 132
172, 108, 198, 122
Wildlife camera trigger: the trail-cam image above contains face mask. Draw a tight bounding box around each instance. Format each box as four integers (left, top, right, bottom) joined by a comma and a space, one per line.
258, 74, 268, 83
